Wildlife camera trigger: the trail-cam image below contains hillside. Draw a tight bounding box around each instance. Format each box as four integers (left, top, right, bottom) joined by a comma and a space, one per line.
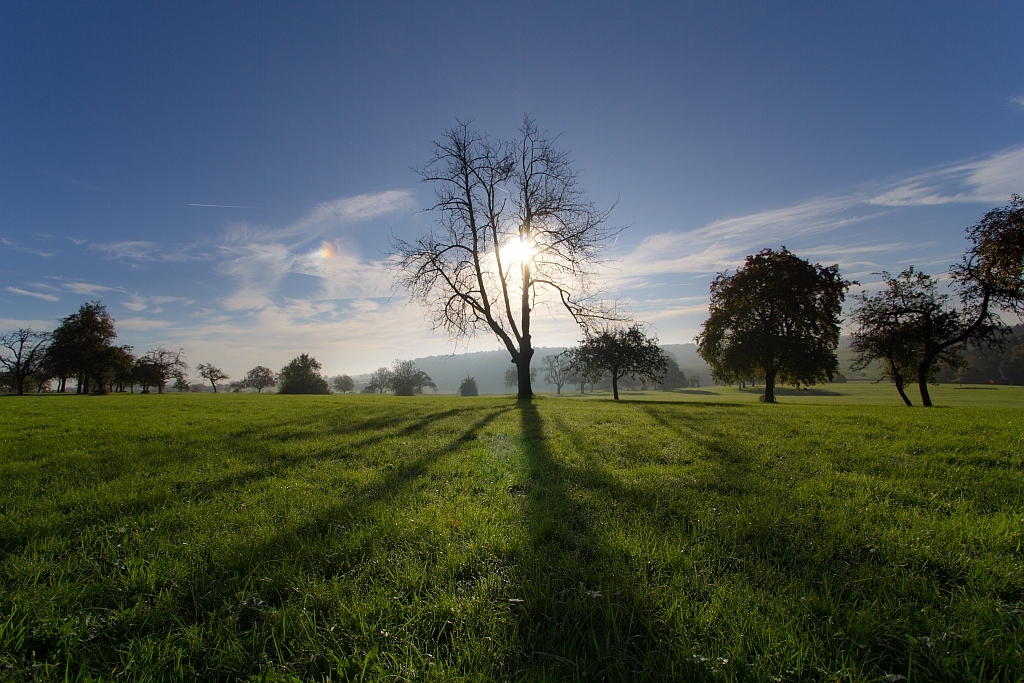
353, 345, 715, 394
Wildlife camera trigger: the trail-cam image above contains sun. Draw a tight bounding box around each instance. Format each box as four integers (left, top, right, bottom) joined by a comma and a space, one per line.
498, 236, 536, 266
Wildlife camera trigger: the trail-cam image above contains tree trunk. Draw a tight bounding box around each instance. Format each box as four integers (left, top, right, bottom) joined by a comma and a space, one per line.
16, 374, 25, 395
894, 376, 913, 407
516, 350, 534, 401
212, 383, 218, 393
763, 368, 777, 403
612, 373, 620, 401
917, 361, 933, 407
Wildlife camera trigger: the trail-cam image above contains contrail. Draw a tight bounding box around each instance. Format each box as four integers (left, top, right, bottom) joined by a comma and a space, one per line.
188, 203, 269, 209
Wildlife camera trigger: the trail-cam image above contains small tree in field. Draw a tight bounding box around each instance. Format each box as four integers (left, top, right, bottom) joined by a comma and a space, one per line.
333, 374, 355, 393
0, 329, 51, 395
696, 247, 851, 403
173, 375, 191, 393
849, 268, 956, 406
504, 365, 537, 391
387, 360, 436, 396
134, 348, 187, 394
458, 375, 479, 396
542, 352, 572, 395
849, 197, 1024, 406
244, 366, 276, 393
571, 324, 668, 400
197, 363, 229, 393
367, 367, 392, 394
278, 354, 330, 394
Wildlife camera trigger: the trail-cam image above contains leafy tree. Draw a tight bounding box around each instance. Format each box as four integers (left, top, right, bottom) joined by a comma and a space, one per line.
688, 373, 701, 388
571, 324, 668, 400
106, 345, 136, 393
0, 328, 51, 395
366, 367, 392, 394
1000, 342, 1024, 384
393, 117, 620, 400
457, 375, 479, 396
46, 301, 117, 394
849, 268, 957, 406
696, 247, 851, 403
387, 360, 436, 396
134, 348, 188, 394
173, 375, 191, 393
656, 355, 690, 390
849, 193, 1024, 407
332, 374, 355, 393
542, 353, 572, 395
197, 363, 229, 393
278, 354, 330, 394
503, 365, 538, 390
243, 366, 276, 393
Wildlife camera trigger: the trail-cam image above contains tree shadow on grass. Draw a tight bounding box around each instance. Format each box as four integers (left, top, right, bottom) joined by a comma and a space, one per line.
0, 404, 485, 565
38, 404, 516, 679
509, 401, 689, 681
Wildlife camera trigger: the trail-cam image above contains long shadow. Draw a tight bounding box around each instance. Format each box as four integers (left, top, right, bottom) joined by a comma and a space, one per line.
511, 401, 676, 681
6, 404, 514, 679
0, 404, 486, 561
89, 405, 512, 630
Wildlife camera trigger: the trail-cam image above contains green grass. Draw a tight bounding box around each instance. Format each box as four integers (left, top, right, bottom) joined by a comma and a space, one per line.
1, 393, 1022, 682
572, 380, 1024, 407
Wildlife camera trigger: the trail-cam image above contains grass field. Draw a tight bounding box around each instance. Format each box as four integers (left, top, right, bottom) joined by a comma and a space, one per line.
572, 380, 1024, 408
1, 390, 1022, 682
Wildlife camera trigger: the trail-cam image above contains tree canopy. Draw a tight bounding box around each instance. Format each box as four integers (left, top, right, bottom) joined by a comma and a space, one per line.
134, 348, 187, 394
45, 301, 117, 394
696, 247, 851, 403
278, 354, 330, 394
849, 268, 966, 406
244, 366, 277, 393
0, 329, 51, 395
848, 198, 1023, 406
387, 360, 436, 396
571, 324, 668, 400
332, 374, 355, 394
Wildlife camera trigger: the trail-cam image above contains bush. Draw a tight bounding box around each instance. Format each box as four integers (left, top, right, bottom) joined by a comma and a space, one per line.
458, 376, 478, 396
278, 354, 330, 394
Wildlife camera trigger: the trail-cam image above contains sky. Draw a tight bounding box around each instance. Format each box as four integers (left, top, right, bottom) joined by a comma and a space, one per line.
2, 1, 1023, 378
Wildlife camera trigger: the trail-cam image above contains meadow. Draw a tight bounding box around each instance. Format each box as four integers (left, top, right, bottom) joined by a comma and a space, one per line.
1, 388, 1022, 682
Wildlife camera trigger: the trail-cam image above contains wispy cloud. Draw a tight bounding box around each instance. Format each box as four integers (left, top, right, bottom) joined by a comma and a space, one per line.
1, 238, 53, 258
608, 142, 1024, 290
123, 294, 194, 313
6, 286, 59, 302
217, 190, 413, 310
63, 281, 115, 296
90, 241, 160, 260
867, 144, 1024, 206
1010, 95, 1024, 112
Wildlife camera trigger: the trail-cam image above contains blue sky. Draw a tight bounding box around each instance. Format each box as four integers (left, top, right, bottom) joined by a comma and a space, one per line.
2, 1, 1023, 377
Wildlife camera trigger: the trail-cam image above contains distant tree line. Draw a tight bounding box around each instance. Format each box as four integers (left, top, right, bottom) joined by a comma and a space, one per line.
0, 302, 361, 397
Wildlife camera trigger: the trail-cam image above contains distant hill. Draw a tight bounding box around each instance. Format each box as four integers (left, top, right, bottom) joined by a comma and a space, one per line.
349, 344, 715, 395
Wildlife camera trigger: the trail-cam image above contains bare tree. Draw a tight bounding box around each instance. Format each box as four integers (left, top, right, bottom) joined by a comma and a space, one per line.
197, 363, 229, 393
134, 348, 187, 394
0, 329, 51, 395
367, 366, 392, 394
541, 352, 572, 395
393, 117, 620, 400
